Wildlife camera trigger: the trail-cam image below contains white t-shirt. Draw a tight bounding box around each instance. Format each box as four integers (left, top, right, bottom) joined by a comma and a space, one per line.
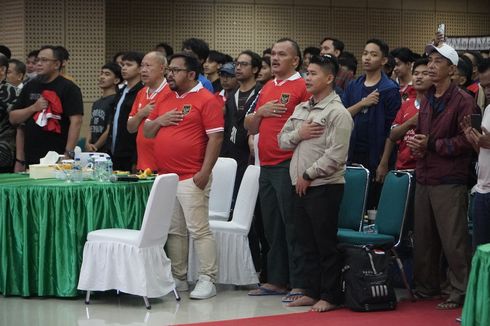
475, 106, 490, 194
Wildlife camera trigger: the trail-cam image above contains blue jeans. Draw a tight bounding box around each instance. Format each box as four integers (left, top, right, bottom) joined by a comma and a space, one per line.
473, 192, 490, 248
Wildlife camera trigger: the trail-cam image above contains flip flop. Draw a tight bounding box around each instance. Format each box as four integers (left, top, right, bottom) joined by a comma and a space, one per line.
248, 286, 288, 296
436, 300, 461, 310
281, 292, 305, 303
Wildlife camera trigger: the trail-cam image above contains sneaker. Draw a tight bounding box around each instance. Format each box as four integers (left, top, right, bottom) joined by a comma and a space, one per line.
189, 275, 216, 299
174, 278, 189, 292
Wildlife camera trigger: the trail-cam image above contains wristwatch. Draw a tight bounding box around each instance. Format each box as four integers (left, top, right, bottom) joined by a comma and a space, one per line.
66, 150, 75, 159
303, 171, 313, 181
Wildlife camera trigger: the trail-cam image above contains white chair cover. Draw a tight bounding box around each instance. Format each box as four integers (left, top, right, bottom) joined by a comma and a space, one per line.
77, 173, 179, 298
209, 157, 237, 221
188, 166, 260, 285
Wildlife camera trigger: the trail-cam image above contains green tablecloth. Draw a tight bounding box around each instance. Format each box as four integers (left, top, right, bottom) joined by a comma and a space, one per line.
0, 174, 153, 297
462, 243, 490, 326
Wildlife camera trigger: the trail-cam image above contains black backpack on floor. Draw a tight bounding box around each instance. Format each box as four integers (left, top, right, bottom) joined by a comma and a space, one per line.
340, 245, 397, 312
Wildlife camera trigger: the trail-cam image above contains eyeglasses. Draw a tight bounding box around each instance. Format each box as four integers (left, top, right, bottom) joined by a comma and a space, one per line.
37, 57, 58, 64
167, 67, 189, 75
235, 61, 251, 67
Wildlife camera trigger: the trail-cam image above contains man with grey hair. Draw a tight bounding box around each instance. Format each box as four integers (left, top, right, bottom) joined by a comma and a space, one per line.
127, 51, 170, 171
407, 43, 478, 310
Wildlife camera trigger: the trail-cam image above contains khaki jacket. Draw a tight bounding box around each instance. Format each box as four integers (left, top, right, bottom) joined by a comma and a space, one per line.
278, 91, 353, 186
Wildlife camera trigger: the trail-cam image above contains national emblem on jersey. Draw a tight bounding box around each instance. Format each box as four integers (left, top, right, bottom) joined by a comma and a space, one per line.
280, 93, 290, 105
182, 104, 192, 116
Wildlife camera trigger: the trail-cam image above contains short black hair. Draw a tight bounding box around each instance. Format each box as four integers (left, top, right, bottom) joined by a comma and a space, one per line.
384, 54, 396, 75
38, 45, 64, 70
181, 38, 210, 62
412, 57, 429, 73
303, 47, 320, 57
262, 56, 271, 68
366, 38, 389, 58
0, 53, 8, 69
155, 42, 174, 57
102, 62, 123, 82
112, 51, 126, 63
338, 51, 358, 75
309, 54, 339, 77
390, 47, 417, 63
239, 50, 262, 78
0, 45, 11, 59
121, 51, 144, 65
27, 49, 39, 58
55, 46, 69, 62
456, 56, 473, 87
263, 48, 271, 56
8, 59, 26, 75
320, 37, 345, 54
464, 50, 484, 67
477, 58, 490, 74
169, 53, 201, 80
207, 50, 231, 65
275, 37, 302, 71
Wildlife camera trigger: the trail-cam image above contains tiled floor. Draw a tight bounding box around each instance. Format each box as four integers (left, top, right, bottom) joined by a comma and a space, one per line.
0, 286, 307, 326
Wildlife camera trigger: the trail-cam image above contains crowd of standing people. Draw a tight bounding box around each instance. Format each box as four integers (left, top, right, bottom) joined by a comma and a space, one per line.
0, 30, 489, 313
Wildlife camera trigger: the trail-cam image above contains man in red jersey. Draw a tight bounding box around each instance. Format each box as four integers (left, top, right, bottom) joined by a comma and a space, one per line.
245, 38, 310, 299
144, 53, 224, 300
127, 51, 170, 171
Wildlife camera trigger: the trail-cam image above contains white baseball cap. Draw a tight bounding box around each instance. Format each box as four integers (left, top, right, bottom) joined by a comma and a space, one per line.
425, 43, 459, 65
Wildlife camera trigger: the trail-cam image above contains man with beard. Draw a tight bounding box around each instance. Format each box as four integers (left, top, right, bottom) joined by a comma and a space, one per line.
144, 53, 223, 300
9, 45, 83, 166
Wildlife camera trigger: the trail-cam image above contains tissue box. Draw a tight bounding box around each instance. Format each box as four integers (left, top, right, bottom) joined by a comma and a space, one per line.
29, 164, 57, 179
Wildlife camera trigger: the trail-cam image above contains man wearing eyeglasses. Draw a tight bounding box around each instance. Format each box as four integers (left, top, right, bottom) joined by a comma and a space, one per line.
144, 53, 224, 300
278, 54, 352, 312
9, 45, 83, 168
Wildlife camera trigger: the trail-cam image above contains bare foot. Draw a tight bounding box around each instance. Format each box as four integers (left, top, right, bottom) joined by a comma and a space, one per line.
311, 299, 338, 312
286, 295, 318, 307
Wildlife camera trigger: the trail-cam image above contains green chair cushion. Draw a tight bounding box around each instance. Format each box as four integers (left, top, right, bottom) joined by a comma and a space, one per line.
337, 229, 395, 247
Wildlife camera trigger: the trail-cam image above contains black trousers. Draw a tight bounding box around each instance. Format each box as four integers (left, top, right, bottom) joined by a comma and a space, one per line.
259, 161, 305, 288
292, 183, 344, 303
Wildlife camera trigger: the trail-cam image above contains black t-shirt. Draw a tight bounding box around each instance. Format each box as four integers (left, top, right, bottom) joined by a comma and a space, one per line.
237, 88, 254, 112
212, 79, 223, 93
13, 76, 83, 164
89, 94, 116, 145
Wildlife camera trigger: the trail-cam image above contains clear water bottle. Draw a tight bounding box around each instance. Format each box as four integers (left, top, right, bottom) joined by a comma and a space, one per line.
72, 158, 83, 182
88, 154, 95, 180
105, 158, 113, 181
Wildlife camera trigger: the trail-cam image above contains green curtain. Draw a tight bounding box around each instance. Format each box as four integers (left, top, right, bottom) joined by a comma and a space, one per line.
0, 174, 152, 297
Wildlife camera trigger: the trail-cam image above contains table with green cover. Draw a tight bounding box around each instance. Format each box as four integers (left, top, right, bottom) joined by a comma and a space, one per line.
0, 174, 153, 297
462, 243, 490, 326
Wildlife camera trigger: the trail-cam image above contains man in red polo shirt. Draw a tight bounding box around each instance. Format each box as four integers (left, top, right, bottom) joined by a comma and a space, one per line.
127, 51, 170, 171
144, 53, 224, 300
245, 38, 310, 299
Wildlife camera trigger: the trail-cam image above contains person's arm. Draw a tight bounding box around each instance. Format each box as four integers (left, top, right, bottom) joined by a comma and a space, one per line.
127, 102, 154, 133
390, 113, 418, 142
244, 100, 286, 135
14, 127, 26, 172
65, 114, 83, 155
376, 138, 395, 182
193, 132, 224, 189
143, 108, 184, 139
92, 126, 110, 152
346, 90, 379, 117
9, 96, 46, 125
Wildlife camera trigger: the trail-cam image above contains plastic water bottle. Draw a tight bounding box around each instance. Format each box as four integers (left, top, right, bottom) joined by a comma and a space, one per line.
72, 158, 83, 182
105, 158, 113, 181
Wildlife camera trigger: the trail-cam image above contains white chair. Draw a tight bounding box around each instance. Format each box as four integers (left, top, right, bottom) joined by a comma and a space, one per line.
188, 165, 260, 285
209, 157, 237, 221
77, 173, 180, 309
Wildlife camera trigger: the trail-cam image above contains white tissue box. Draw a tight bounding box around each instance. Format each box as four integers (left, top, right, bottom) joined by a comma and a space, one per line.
29, 164, 57, 179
